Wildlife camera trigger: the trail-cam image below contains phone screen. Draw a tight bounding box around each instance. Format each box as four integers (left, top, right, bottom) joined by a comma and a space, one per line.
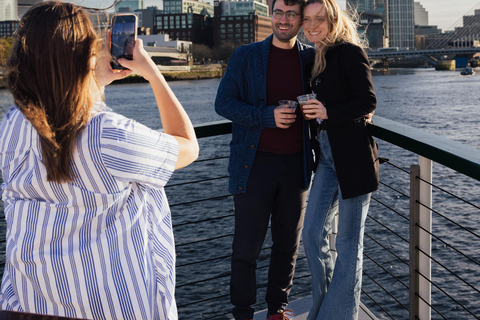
110, 14, 137, 70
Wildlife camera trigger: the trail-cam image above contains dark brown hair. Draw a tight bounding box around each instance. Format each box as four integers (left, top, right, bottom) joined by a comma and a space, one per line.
271, 0, 308, 16
6, 1, 99, 183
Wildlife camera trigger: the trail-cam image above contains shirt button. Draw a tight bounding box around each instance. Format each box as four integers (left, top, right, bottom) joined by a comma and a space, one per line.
259, 97, 265, 101
239, 187, 244, 191
250, 145, 255, 149
245, 165, 249, 169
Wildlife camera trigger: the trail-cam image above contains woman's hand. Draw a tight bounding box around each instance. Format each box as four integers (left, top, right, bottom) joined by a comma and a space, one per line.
365, 111, 375, 124
116, 39, 162, 83
94, 34, 132, 88
301, 99, 328, 120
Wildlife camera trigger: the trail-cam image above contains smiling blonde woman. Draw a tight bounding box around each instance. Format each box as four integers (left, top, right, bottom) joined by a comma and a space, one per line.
300, 1, 379, 320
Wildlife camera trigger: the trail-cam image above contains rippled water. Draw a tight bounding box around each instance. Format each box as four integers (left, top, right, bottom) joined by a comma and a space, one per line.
0, 69, 479, 319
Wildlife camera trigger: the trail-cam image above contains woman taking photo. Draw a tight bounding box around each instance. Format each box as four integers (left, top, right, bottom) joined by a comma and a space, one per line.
0, 2, 198, 319
300, 0, 379, 319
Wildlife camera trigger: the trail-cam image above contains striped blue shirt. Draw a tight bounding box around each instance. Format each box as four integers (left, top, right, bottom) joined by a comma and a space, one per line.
0, 103, 179, 320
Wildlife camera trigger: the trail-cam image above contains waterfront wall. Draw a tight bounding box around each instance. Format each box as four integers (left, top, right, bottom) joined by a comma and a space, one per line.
0, 68, 225, 89
113, 69, 224, 84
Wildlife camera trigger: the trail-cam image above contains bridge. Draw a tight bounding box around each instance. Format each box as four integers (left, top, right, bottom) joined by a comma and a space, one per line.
144, 46, 191, 63
368, 47, 480, 68
366, 2, 480, 69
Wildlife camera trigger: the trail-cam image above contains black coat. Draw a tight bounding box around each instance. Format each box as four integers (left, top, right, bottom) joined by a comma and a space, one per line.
311, 42, 379, 199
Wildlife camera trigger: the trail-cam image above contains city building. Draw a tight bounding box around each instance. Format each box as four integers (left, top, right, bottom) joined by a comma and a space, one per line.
133, 6, 160, 31
358, 11, 386, 49
453, 9, 480, 47
347, 0, 376, 13
213, 0, 271, 47
155, 9, 213, 46
138, 33, 192, 65
220, 0, 269, 18
154, 0, 214, 46
0, 0, 17, 21
347, 0, 416, 49
0, 0, 19, 37
346, 0, 389, 48
18, 0, 41, 18
415, 25, 441, 36
139, 33, 192, 53
388, 0, 415, 49
0, 20, 18, 37
426, 8, 480, 49
414, 1, 428, 26
115, 0, 145, 12
163, 0, 214, 17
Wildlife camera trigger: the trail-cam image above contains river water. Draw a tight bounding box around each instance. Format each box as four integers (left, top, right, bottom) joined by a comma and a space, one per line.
0, 68, 479, 319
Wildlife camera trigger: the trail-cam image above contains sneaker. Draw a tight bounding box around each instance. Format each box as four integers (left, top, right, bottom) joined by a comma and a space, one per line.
266, 309, 293, 320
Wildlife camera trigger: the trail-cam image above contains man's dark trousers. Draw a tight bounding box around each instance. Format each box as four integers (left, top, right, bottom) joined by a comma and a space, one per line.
231, 151, 307, 320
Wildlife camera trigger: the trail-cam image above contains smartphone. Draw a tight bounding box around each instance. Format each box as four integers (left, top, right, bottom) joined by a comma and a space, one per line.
110, 14, 137, 70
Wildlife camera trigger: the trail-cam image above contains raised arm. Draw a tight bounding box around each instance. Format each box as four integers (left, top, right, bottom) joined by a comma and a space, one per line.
96, 38, 199, 170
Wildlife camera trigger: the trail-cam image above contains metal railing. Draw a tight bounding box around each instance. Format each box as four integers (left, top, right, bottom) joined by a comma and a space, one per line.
0, 116, 479, 319
168, 117, 480, 319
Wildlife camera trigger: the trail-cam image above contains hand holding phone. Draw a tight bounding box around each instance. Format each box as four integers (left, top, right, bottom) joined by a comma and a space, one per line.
110, 14, 137, 70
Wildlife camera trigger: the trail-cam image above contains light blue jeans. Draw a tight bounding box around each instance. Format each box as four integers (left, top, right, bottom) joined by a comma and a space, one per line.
303, 130, 371, 320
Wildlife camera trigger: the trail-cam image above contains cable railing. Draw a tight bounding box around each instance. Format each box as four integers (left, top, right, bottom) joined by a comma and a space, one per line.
168, 117, 480, 319
0, 116, 479, 319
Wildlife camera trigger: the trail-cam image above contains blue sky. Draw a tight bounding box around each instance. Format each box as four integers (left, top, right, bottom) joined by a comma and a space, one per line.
75, 0, 479, 31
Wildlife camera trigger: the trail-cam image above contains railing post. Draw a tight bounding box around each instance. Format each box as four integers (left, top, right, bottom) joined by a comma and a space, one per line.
409, 157, 433, 320
418, 156, 432, 320
409, 164, 420, 320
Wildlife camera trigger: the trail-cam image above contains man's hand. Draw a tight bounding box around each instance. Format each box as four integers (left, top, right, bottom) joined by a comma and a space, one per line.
274, 106, 296, 129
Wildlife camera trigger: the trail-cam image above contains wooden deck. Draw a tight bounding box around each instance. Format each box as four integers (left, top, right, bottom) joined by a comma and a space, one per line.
252, 296, 378, 320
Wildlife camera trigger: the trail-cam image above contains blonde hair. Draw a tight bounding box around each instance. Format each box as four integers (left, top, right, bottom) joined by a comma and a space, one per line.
307, 0, 368, 80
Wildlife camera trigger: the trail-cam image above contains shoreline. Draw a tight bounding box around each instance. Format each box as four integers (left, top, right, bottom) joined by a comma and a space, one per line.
112, 69, 224, 84
0, 68, 225, 89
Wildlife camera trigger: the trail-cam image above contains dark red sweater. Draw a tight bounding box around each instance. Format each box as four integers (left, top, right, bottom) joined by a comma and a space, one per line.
257, 44, 304, 154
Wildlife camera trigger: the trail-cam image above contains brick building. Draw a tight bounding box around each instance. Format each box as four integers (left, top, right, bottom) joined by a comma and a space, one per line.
213, 0, 272, 47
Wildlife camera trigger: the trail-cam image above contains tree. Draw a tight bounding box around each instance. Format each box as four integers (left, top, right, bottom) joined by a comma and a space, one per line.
0, 37, 14, 68
192, 43, 213, 63
212, 42, 239, 63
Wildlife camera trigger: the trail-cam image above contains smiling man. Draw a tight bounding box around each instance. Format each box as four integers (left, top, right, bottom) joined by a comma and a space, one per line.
215, 0, 315, 319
